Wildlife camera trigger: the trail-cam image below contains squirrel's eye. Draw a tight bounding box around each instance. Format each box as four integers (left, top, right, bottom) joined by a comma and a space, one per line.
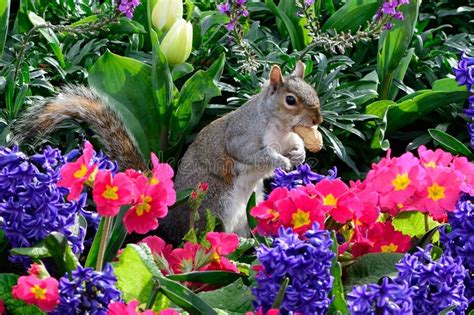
285, 95, 297, 106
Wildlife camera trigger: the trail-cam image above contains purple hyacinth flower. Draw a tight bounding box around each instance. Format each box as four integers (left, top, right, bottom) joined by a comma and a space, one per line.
382, 0, 398, 15
116, 0, 140, 19
51, 264, 121, 315
454, 52, 474, 92
218, 1, 231, 14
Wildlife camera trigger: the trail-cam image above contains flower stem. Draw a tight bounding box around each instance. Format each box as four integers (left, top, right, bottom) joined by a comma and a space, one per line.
96, 216, 113, 272
272, 277, 290, 309
424, 213, 429, 233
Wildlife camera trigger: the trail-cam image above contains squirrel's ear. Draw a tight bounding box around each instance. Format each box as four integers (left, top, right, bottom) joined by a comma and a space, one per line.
292, 61, 306, 79
269, 65, 284, 88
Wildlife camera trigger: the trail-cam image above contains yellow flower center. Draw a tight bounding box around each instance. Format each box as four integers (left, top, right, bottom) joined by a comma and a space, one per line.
102, 185, 119, 200
211, 252, 220, 263
30, 284, 47, 300
424, 161, 436, 168
266, 209, 280, 222
381, 243, 398, 253
323, 193, 337, 206
73, 164, 88, 179
150, 177, 159, 185
427, 183, 446, 201
392, 173, 410, 191
135, 195, 153, 216
291, 209, 311, 229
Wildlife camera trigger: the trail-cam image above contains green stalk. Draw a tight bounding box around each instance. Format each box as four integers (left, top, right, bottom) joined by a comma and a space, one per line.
96, 216, 112, 271
272, 277, 290, 309
146, 278, 161, 309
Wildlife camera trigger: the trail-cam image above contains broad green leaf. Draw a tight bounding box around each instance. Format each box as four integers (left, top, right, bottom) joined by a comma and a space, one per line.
392, 211, 440, 238
108, 17, 147, 34
319, 125, 359, 174
386, 89, 469, 134
264, 0, 302, 50
246, 192, 257, 230
172, 63, 194, 81
10, 242, 50, 259
88, 50, 158, 158
85, 216, 105, 268
0, 274, 43, 315
174, 188, 193, 207
0, 0, 10, 58
44, 232, 78, 277
377, 0, 420, 99
116, 244, 217, 314
114, 245, 156, 303
278, 0, 310, 46
428, 129, 474, 159
70, 15, 99, 27
27, 11, 65, 68
168, 54, 225, 148
432, 78, 468, 92
198, 279, 253, 313
167, 271, 244, 286
345, 253, 404, 287
365, 100, 396, 150
409, 225, 443, 253
322, 0, 382, 32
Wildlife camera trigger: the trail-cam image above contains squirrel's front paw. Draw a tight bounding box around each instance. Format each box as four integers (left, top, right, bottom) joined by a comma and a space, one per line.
287, 148, 306, 166
275, 156, 292, 170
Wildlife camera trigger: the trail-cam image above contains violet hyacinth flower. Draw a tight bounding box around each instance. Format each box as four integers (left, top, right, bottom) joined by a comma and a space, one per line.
396, 245, 468, 314
50, 264, 121, 315
116, 0, 140, 19
217, 0, 249, 31
375, 0, 410, 30
347, 278, 413, 315
252, 223, 334, 314
0, 146, 86, 262
454, 53, 474, 148
271, 163, 337, 190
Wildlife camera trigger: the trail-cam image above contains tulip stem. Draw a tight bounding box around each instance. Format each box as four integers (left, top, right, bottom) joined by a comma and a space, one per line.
96, 216, 113, 272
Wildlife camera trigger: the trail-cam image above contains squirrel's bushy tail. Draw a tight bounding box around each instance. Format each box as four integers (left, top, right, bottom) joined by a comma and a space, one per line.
12, 85, 148, 171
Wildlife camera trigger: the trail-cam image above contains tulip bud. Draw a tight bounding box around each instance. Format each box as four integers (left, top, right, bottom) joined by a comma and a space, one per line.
160, 19, 193, 65
151, 0, 183, 31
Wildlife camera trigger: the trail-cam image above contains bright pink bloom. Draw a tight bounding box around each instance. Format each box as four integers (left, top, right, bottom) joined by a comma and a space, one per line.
12, 274, 59, 312
58, 141, 97, 201
351, 222, 411, 257
28, 263, 42, 277
199, 182, 209, 192
0, 299, 4, 314
124, 175, 168, 234
251, 187, 288, 236
169, 242, 205, 273
150, 153, 176, 206
451, 156, 474, 195
205, 232, 239, 273
418, 145, 453, 169
371, 152, 425, 211
206, 232, 239, 255
415, 166, 462, 219
139, 236, 173, 259
93, 170, 134, 216
107, 300, 155, 315
278, 189, 325, 235
314, 179, 352, 223
345, 181, 379, 225
159, 309, 181, 315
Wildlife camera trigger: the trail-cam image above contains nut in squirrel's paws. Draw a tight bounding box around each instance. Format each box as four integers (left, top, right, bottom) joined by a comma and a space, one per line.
293, 125, 323, 153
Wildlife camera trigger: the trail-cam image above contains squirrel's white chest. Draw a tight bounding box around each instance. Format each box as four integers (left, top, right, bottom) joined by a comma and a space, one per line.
263, 122, 300, 154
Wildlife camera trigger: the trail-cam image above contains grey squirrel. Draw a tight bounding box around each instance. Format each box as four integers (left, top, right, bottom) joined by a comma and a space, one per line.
13, 61, 323, 244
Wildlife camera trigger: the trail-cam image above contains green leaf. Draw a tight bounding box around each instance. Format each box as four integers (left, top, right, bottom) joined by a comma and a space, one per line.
168, 54, 225, 148
114, 244, 156, 303
319, 125, 359, 174
116, 244, 217, 314
172, 63, 194, 81
10, 242, 50, 259
385, 89, 469, 134
345, 253, 404, 287
28, 11, 65, 68
0, 0, 10, 58
322, 0, 381, 33
428, 129, 474, 159
89, 50, 159, 158
44, 232, 78, 277
392, 211, 440, 238
386, 47, 415, 100
0, 274, 43, 315
198, 279, 253, 313
328, 232, 348, 314
246, 192, 257, 230
264, 0, 302, 50
167, 271, 245, 286
85, 216, 105, 268
174, 188, 193, 207
108, 17, 147, 34
377, 0, 420, 100
409, 225, 442, 253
